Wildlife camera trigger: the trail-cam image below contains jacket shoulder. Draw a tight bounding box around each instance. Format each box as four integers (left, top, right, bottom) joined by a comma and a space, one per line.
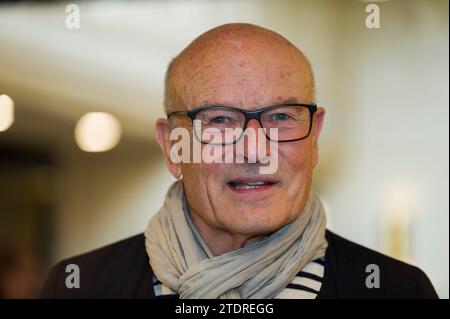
39, 234, 154, 298
323, 230, 438, 298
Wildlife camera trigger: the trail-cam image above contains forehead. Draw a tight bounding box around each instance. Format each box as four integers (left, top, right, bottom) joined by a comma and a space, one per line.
173, 43, 313, 110
178, 60, 312, 109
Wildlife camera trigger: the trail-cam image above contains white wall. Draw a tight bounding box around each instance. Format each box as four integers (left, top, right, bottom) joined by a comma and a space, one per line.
315, 0, 449, 298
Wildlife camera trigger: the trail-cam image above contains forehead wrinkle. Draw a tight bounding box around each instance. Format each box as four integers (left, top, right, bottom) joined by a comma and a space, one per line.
187, 61, 306, 87
195, 90, 307, 107
197, 83, 307, 96
193, 96, 303, 111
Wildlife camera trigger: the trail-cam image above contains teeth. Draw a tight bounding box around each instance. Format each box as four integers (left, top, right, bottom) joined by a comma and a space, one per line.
235, 185, 261, 190
229, 181, 271, 190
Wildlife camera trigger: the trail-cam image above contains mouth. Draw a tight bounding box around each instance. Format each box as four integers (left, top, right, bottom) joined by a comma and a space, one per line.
227, 179, 278, 193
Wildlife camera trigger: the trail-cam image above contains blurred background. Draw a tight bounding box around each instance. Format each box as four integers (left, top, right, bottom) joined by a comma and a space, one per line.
0, 0, 448, 298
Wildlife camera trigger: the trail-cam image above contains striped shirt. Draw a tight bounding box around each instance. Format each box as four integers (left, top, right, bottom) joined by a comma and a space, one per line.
152, 258, 325, 299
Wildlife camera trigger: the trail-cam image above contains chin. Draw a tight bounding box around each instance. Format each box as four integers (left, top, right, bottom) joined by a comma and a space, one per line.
224, 212, 291, 237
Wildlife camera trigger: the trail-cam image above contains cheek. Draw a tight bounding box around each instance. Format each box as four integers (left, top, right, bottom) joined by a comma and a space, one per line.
279, 142, 313, 173
182, 163, 223, 207
278, 142, 313, 196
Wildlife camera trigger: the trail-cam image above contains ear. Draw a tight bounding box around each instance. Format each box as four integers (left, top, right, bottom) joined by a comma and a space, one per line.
311, 107, 325, 169
155, 118, 182, 179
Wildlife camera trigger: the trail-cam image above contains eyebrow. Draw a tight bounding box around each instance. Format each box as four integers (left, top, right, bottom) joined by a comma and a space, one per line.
277, 97, 300, 104
167, 97, 310, 117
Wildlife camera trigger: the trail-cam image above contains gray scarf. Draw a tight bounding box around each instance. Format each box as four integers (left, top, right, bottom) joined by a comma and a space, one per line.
145, 180, 327, 299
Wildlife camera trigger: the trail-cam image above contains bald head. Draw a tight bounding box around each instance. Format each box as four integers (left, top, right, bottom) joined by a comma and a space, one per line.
164, 23, 315, 114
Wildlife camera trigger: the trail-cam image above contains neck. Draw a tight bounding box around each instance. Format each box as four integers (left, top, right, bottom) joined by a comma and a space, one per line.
188, 210, 265, 256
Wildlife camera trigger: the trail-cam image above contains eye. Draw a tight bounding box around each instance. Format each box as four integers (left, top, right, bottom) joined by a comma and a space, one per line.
271, 113, 291, 121
210, 116, 231, 124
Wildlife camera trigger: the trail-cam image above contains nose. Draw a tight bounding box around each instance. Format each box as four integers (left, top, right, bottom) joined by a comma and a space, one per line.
235, 119, 271, 163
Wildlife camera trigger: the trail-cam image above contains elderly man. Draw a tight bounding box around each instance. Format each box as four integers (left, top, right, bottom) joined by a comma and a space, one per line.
40, 23, 437, 299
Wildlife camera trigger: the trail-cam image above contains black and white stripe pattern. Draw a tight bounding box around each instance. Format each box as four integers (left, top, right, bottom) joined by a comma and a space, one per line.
152, 258, 324, 299
274, 258, 324, 299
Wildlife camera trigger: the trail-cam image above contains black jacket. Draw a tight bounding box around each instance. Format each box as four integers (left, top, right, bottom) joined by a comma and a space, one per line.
39, 230, 438, 299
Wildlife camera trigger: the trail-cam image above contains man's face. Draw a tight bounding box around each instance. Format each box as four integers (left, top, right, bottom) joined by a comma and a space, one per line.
158, 33, 325, 240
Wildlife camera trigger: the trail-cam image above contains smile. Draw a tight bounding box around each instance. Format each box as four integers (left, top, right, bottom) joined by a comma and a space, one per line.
227, 179, 277, 192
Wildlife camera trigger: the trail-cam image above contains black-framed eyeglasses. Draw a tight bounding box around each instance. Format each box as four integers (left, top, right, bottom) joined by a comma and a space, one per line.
167, 103, 317, 145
